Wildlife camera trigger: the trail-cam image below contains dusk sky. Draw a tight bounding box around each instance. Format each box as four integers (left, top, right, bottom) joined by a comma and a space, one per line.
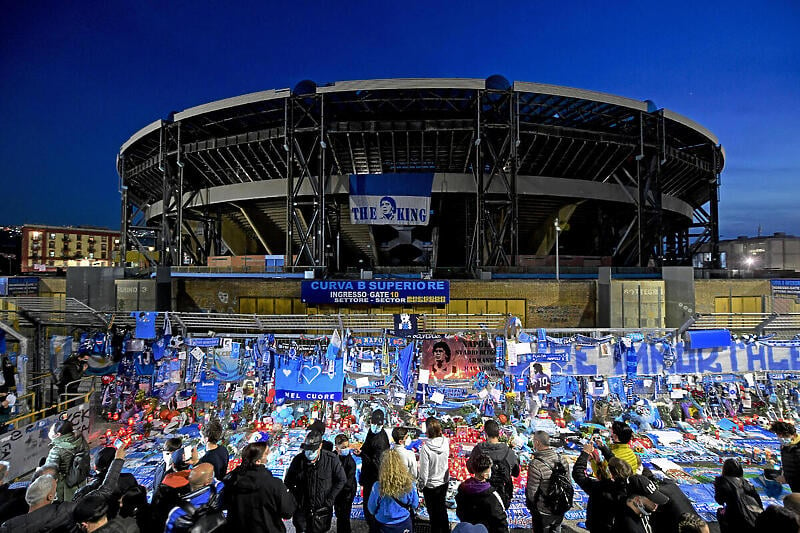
1, 1, 797, 240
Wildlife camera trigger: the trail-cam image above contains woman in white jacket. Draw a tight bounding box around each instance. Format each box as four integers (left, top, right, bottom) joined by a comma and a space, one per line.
418, 417, 450, 533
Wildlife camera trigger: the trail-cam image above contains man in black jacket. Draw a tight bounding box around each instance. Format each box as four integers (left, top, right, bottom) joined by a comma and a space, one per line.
0, 446, 125, 533
57, 354, 89, 399
572, 441, 632, 533
333, 434, 357, 533
224, 442, 296, 533
356, 409, 390, 529
772, 421, 800, 492
285, 431, 346, 533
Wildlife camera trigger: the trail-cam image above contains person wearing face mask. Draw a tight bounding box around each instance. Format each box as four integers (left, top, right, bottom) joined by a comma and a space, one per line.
224, 442, 296, 533
356, 410, 390, 530
391, 427, 418, 480
285, 430, 346, 533
0, 445, 126, 533
771, 421, 800, 492
456, 453, 509, 533
619, 475, 670, 533
334, 434, 357, 533
467, 419, 519, 508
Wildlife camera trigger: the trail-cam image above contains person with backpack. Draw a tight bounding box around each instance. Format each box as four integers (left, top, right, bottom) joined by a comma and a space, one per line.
0, 445, 126, 533
164, 463, 225, 533
44, 418, 90, 502
572, 441, 632, 533
467, 418, 520, 508
367, 449, 419, 533
525, 430, 572, 533
356, 409, 390, 530
456, 453, 509, 533
418, 417, 450, 533
73, 447, 117, 501
285, 430, 346, 533
714, 458, 763, 533
224, 442, 296, 533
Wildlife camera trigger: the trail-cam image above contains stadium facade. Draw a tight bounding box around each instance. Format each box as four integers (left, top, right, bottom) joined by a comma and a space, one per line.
117, 77, 724, 274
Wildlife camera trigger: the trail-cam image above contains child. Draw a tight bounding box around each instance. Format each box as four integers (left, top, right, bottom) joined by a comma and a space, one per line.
334, 434, 357, 533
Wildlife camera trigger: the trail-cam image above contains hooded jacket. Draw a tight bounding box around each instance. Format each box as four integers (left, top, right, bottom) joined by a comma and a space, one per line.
418, 437, 450, 489
572, 451, 628, 533
455, 477, 508, 533
467, 441, 520, 505
45, 433, 89, 483
526, 446, 569, 514
780, 437, 800, 492
224, 464, 296, 533
0, 458, 123, 533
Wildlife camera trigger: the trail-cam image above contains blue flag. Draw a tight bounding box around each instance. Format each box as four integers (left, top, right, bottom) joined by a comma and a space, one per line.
398, 342, 415, 391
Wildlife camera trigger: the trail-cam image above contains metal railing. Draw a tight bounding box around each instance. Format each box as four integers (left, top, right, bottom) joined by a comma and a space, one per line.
6, 387, 94, 429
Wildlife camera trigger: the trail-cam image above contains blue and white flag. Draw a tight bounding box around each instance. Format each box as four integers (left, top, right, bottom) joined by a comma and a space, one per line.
349, 173, 434, 226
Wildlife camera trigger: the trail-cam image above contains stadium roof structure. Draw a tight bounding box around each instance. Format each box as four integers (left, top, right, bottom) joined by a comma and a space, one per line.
118, 77, 724, 273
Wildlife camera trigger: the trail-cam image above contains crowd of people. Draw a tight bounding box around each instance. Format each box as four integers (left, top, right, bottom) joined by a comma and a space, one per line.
1, 413, 800, 533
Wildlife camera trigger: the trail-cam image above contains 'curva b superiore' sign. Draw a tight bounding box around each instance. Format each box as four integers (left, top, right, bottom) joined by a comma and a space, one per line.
301, 280, 450, 305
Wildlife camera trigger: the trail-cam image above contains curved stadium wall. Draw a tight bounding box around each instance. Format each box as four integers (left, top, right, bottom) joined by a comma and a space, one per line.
118, 77, 723, 272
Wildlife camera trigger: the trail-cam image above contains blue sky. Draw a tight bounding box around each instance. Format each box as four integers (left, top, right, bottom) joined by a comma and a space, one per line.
1, 1, 797, 239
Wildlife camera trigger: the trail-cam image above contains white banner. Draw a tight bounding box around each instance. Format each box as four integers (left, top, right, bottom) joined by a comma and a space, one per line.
0, 403, 92, 480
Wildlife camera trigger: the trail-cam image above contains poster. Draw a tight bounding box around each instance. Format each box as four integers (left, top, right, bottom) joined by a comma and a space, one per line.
421, 337, 498, 380
275, 358, 345, 402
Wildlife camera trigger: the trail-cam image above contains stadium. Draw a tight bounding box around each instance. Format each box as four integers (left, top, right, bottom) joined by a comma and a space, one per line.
118, 76, 724, 273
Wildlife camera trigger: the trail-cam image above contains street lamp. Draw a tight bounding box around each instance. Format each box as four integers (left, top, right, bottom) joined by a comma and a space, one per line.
554, 218, 563, 281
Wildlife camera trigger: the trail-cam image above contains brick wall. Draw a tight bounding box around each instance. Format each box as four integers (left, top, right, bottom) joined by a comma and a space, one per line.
176, 278, 597, 328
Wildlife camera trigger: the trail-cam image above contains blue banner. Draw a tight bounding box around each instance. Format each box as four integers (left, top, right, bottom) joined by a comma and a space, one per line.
275, 358, 345, 402
185, 337, 222, 347
0, 276, 39, 296
349, 173, 434, 225
772, 279, 800, 297
301, 280, 449, 305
